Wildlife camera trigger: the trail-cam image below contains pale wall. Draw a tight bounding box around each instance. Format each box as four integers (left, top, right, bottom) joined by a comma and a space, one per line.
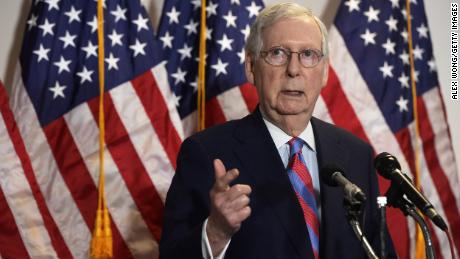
1, 0, 458, 171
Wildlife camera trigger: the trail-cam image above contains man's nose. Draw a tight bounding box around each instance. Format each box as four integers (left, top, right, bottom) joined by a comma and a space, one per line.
286, 53, 301, 77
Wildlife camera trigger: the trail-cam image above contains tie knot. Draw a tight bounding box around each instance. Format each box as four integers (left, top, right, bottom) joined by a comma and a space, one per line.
288, 137, 304, 157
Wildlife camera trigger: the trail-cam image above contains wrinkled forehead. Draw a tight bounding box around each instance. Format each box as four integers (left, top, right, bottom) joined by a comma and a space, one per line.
261, 17, 323, 46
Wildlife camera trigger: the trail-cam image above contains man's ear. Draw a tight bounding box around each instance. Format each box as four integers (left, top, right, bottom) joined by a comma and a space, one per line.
245, 53, 255, 84
321, 58, 329, 87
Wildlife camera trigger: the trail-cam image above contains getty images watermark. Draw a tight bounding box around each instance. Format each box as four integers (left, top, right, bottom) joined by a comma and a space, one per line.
452, 2, 459, 100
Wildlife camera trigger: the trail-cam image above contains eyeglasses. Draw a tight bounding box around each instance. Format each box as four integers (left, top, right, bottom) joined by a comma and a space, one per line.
260, 47, 324, 68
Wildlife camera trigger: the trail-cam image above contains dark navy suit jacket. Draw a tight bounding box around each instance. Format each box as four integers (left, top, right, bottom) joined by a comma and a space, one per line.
159, 108, 396, 259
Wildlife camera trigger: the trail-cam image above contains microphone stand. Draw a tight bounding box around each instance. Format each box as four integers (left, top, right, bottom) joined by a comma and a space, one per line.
343, 199, 379, 259
386, 185, 436, 259
377, 196, 387, 259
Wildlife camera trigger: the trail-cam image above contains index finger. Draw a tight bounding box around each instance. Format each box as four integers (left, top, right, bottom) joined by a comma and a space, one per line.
213, 159, 239, 192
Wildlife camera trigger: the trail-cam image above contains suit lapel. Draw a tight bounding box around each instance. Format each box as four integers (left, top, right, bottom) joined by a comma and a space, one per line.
232, 109, 313, 258
311, 117, 351, 256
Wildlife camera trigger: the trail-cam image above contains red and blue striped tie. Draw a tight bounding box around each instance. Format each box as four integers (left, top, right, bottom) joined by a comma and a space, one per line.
287, 137, 320, 259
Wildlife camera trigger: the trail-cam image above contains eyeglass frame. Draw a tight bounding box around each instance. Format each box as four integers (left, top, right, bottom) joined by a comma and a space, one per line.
259, 46, 325, 68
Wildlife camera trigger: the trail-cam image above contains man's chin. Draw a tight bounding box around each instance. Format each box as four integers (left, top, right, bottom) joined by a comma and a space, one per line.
273, 106, 308, 116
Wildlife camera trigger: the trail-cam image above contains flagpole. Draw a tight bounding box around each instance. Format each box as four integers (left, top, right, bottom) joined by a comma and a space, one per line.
197, 0, 207, 131
91, 0, 112, 257
405, 0, 425, 257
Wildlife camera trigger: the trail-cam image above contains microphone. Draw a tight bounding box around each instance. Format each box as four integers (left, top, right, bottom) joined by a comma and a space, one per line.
321, 165, 367, 203
374, 152, 448, 231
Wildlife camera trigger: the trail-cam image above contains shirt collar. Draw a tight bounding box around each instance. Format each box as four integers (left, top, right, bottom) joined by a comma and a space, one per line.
262, 116, 316, 152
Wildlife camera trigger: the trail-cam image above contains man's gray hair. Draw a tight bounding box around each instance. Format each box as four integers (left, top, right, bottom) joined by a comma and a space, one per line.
245, 2, 329, 58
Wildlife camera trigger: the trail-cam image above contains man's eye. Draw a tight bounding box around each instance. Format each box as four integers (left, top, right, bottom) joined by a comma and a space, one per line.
302, 49, 314, 57
271, 48, 285, 56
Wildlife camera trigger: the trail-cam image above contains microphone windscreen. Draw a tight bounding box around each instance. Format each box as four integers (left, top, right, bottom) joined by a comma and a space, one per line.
320, 164, 345, 187
374, 152, 401, 179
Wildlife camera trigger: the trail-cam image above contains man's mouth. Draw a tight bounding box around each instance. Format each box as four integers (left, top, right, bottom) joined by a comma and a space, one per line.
281, 90, 304, 96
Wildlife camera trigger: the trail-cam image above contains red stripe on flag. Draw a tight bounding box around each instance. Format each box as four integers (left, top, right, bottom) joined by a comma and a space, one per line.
0, 187, 30, 259
322, 67, 370, 143
87, 94, 165, 242
417, 97, 460, 252
0, 85, 72, 258
43, 118, 133, 259
322, 67, 412, 258
131, 70, 181, 169
205, 97, 227, 128
239, 83, 259, 113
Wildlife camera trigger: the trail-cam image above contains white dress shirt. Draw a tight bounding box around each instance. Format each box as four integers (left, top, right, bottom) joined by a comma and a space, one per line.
201, 118, 321, 259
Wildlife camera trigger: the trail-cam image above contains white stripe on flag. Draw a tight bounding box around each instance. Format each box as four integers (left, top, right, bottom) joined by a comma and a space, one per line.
329, 26, 416, 256
64, 102, 158, 257
407, 121, 450, 258
109, 78, 175, 203
0, 113, 57, 258
329, 26, 411, 173
152, 62, 185, 141
423, 88, 460, 211
10, 68, 88, 258
217, 86, 250, 121
182, 111, 198, 138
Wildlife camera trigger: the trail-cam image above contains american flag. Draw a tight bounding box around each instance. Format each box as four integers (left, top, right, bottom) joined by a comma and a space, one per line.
1, 0, 183, 257
157, 0, 262, 136
314, 0, 460, 258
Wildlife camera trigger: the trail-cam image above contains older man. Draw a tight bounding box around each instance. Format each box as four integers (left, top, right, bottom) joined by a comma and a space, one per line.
160, 3, 395, 259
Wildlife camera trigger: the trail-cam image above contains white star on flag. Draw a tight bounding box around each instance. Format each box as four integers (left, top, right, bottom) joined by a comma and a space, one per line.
45, 0, 60, 11
398, 73, 410, 88
217, 34, 234, 52
108, 29, 124, 47
33, 44, 50, 62
396, 96, 409, 112
132, 14, 149, 32
360, 29, 377, 46
178, 43, 193, 60
87, 16, 98, 33
379, 61, 394, 78
399, 50, 409, 65
160, 31, 174, 48
76, 66, 93, 84
59, 31, 77, 49
53, 56, 71, 74
364, 6, 380, 23
344, 0, 360, 12
184, 20, 199, 35
105, 53, 120, 70
49, 81, 66, 99
382, 38, 396, 55
64, 6, 81, 24
223, 11, 237, 28
111, 5, 127, 23
27, 14, 38, 30
206, 2, 218, 17
171, 68, 187, 84
39, 19, 55, 36
385, 16, 398, 32
212, 58, 229, 76
130, 39, 147, 57
166, 6, 180, 24
413, 45, 424, 60
246, 1, 262, 18
82, 41, 98, 59
417, 23, 429, 38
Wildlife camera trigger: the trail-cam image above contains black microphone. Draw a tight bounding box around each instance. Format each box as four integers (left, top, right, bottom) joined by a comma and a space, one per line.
321, 165, 366, 203
374, 152, 448, 231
